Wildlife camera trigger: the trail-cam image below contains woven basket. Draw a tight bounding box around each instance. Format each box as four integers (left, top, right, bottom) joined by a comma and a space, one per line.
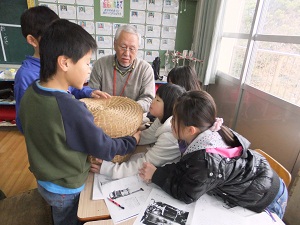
80, 96, 143, 163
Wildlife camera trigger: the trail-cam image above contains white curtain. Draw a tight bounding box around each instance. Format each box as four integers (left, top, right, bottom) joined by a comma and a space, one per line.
192, 0, 226, 86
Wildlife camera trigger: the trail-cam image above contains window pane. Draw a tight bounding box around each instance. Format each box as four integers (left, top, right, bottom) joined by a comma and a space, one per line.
223, 0, 256, 34
258, 0, 300, 36
246, 41, 300, 106
217, 38, 248, 79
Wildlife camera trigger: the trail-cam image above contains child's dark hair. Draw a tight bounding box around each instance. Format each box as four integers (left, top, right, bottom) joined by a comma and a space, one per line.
173, 91, 238, 146
39, 19, 97, 82
167, 66, 202, 91
156, 83, 186, 124
20, 6, 59, 39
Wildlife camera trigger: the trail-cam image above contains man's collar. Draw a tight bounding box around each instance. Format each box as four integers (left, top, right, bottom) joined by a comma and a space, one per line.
113, 55, 135, 76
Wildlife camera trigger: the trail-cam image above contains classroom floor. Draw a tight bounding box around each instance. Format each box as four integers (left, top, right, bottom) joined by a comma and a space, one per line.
0, 128, 36, 197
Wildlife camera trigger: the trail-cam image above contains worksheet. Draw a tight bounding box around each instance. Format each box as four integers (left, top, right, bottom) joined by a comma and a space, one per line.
101, 175, 153, 224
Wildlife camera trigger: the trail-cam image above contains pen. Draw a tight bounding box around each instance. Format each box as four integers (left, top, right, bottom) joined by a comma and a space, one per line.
107, 197, 125, 209
265, 209, 276, 222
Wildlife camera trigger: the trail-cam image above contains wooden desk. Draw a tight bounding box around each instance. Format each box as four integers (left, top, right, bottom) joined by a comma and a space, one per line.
78, 172, 110, 222
84, 218, 136, 225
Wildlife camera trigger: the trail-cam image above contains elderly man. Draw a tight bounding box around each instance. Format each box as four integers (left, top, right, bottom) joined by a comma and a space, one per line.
89, 25, 155, 113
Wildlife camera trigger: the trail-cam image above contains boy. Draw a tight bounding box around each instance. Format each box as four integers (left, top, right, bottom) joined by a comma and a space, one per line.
14, 6, 108, 132
19, 19, 140, 225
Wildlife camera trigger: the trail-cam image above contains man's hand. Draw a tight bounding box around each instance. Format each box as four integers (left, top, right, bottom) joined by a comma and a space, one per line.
90, 90, 111, 99
139, 162, 157, 183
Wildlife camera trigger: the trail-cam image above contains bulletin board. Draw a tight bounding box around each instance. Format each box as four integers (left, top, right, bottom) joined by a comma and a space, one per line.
0, 0, 196, 65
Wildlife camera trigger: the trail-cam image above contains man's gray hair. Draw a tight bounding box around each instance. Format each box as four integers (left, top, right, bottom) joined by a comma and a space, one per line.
114, 24, 141, 46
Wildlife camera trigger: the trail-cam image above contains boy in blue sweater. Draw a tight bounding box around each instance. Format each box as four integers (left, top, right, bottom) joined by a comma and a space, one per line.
19, 19, 141, 225
14, 6, 109, 132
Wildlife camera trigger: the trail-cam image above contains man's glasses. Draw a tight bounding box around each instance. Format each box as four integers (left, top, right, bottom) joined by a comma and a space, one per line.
118, 45, 137, 53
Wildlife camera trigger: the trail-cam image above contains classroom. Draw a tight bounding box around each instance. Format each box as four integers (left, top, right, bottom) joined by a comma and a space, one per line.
0, 0, 300, 225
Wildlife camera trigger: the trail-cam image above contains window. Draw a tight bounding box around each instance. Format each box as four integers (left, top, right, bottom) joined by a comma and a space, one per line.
216, 0, 300, 106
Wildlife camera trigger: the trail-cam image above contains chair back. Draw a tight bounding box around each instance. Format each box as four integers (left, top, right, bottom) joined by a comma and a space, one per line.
254, 149, 291, 187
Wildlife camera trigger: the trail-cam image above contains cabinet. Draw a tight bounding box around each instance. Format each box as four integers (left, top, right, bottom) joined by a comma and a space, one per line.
0, 65, 19, 126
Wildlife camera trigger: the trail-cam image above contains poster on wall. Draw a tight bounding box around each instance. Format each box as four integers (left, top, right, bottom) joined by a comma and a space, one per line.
77, 6, 94, 20
130, 0, 147, 10
130, 10, 146, 24
100, 0, 124, 18
96, 22, 113, 35
146, 0, 163, 12
58, 4, 76, 20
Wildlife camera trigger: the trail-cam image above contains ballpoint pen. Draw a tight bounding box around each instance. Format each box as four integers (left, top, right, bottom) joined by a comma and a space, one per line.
107, 197, 125, 209
265, 209, 276, 222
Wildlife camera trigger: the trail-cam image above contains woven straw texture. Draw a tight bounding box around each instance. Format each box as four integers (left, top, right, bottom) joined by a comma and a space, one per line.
80, 96, 143, 163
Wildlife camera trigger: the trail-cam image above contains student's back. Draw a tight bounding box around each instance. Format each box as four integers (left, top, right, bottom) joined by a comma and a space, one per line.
14, 6, 59, 131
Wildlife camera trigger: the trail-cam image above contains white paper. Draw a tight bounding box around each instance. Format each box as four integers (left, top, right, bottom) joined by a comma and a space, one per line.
92, 173, 114, 200
78, 20, 95, 34
161, 26, 176, 39
59, 0, 75, 4
191, 194, 285, 225
130, 0, 147, 10
101, 175, 153, 224
96, 22, 113, 35
140, 38, 145, 49
77, 6, 94, 20
96, 35, 113, 48
132, 24, 146, 37
58, 4, 77, 20
130, 10, 146, 24
144, 51, 159, 62
138, 50, 145, 60
163, 0, 179, 13
146, 11, 162, 25
160, 39, 175, 51
113, 23, 127, 35
97, 49, 113, 59
134, 188, 196, 225
76, 0, 94, 6
147, 0, 163, 12
145, 25, 161, 38
162, 13, 178, 26
145, 38, 160, 50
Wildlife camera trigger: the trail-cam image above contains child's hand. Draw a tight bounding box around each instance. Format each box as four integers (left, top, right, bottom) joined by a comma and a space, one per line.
89, 158, 103, 173
139, 162, 157, 183
133, 130, 141, 143
90, 90, 111, 99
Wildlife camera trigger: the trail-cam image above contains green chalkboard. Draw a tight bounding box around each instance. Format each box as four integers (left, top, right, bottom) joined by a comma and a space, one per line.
0, 0, 33, 64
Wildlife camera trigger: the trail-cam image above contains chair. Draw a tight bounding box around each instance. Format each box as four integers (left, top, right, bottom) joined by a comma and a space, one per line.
0, 188, 53, 225
254, 149, 292, 187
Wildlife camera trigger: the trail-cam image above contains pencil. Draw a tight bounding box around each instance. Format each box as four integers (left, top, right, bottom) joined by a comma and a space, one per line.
107, 197, 125, 209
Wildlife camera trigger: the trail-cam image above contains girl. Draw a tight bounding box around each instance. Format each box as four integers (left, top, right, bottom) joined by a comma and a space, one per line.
167, 65, 202, 91
139, 90, 288, 219
91, 83, 186, 179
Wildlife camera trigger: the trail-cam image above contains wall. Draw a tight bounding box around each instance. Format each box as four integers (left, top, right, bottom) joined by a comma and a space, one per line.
0, 0, 197, 65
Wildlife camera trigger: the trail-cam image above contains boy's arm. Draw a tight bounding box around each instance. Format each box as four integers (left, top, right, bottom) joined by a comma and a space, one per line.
69, 86, 110, 99
59, 97, 137, 161
69, 86, 92, 99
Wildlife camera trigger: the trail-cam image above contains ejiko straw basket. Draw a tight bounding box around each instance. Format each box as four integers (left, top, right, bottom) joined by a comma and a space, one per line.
80, 96, 143, 163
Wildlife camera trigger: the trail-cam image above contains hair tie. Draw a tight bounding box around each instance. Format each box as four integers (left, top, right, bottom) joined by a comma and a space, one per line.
210, 117, 223, 132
